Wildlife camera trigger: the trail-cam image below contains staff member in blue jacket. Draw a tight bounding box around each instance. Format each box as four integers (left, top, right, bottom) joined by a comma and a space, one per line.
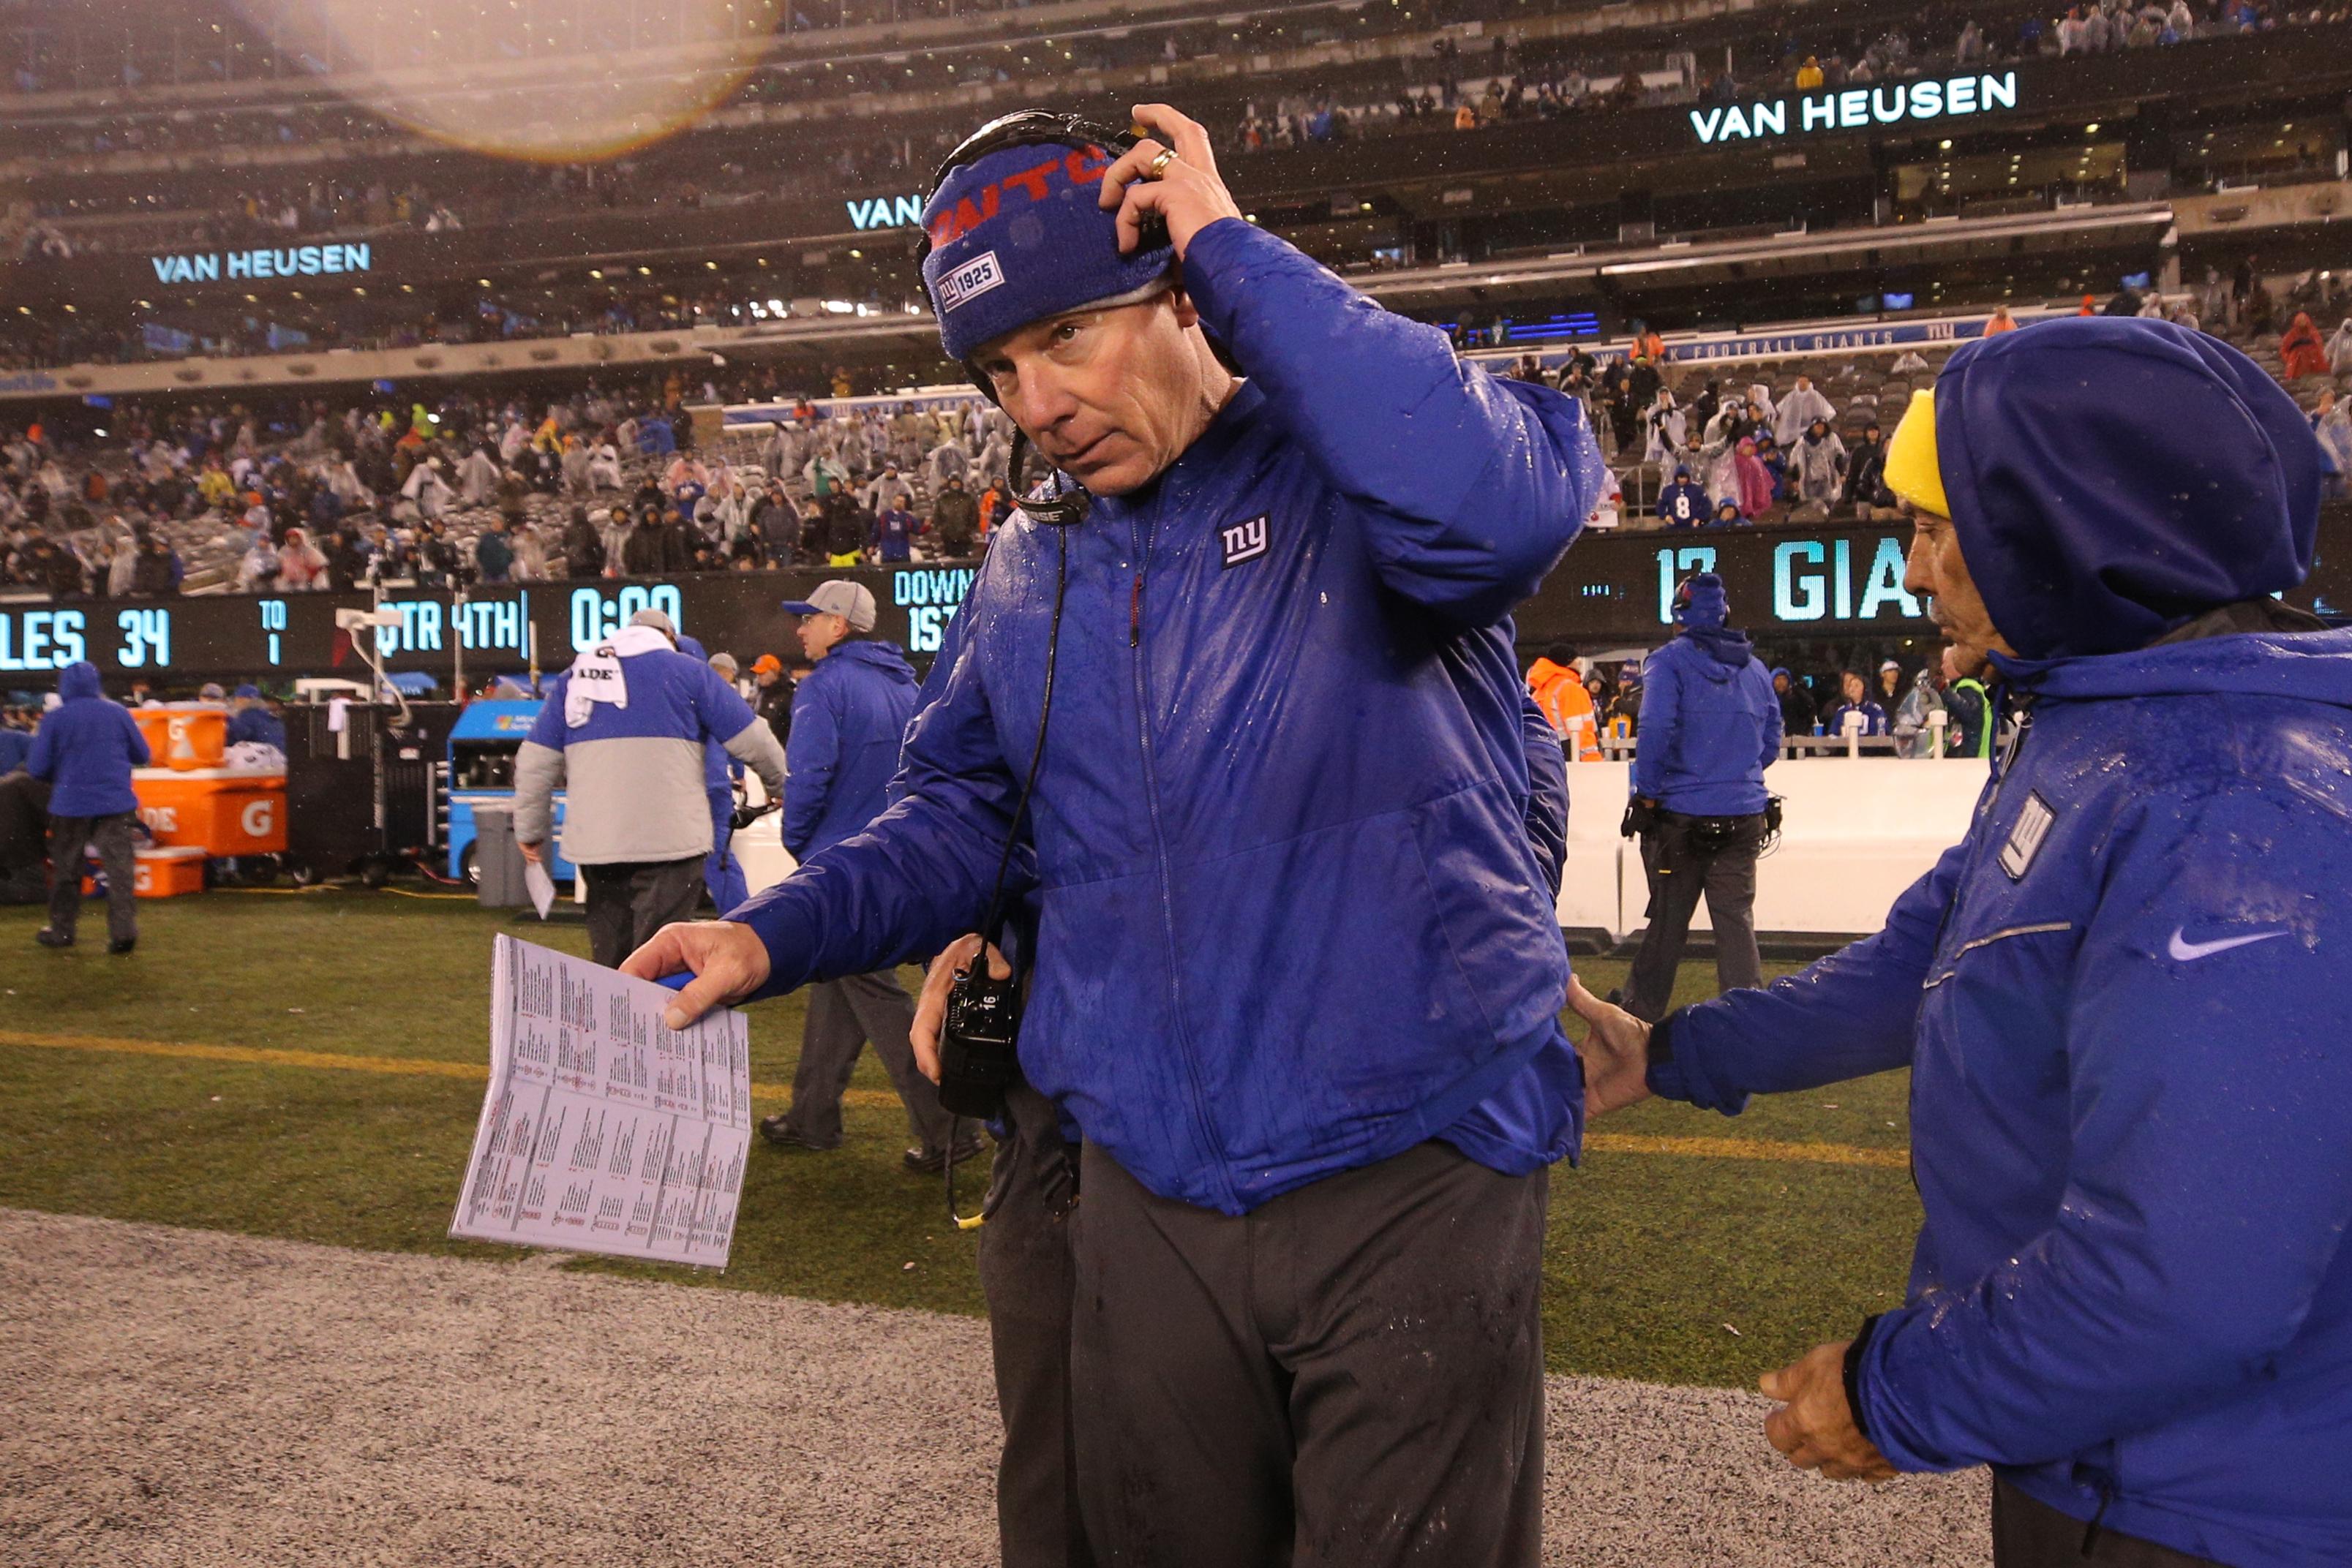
1619, 573, 1781, 1022
757, 580, 968, 1175
29, 661, 151, 954
628, 102, 1605, 1564
514, 609, 786, 968
1575, 317, 2351, 1568
225, 684, 285, 751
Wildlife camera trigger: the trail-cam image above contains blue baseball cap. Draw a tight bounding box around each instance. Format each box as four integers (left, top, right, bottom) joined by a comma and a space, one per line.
921, 116, 1178, 366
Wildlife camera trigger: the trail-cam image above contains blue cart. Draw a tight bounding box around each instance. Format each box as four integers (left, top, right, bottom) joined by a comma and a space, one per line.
444, 699, 576, 885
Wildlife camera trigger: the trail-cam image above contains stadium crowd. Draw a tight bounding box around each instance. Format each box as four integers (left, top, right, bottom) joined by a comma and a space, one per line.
0, 377, 1021, 600
4, 268, 2348, 600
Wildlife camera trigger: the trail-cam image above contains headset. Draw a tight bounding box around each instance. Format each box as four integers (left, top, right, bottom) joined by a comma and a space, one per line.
914, 110, 1171, 531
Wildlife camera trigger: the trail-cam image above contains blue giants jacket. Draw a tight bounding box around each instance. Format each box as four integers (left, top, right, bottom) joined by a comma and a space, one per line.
1651, 321, 2351, 1567
29, 662, 149, 817
1631, 627, 1779, 815
731, 218, 1607, 1213
783, 640, 919, 859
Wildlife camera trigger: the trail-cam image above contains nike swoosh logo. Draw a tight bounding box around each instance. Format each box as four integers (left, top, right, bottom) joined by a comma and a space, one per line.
2166, 928, 2291, 962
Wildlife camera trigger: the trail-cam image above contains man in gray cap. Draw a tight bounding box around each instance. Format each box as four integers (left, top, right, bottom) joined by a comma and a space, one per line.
759, 581, 972, 1174
514, 608, 787, 967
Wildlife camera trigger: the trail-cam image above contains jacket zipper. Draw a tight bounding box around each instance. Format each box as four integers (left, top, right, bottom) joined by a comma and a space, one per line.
1126, 502, 1235, 1210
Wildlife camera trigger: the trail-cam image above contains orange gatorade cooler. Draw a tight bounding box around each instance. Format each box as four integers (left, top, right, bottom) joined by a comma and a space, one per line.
133, 845, 208, 898
133, 769, 288, 855
134, 706, 228, 771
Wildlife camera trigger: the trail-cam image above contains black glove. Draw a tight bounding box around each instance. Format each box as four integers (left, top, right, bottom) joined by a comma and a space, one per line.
729, 803, 769, 832
1621, 796, 1659, 840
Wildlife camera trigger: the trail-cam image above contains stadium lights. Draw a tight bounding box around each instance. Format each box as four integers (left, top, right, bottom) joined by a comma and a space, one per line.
705, 260, 718, 269
590, 268, 604, 279
2084, 123, 2100, 134
767, 298, 784, 313
637, 266, 651, 276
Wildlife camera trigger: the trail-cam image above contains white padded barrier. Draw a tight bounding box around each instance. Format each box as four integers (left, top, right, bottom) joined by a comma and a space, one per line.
735, 758, 1983, 940
1561, 758, 1985, 941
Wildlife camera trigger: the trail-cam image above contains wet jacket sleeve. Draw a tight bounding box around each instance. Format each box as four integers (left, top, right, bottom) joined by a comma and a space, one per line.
1520, 691, 1568, 901
729, 581, 1029, 995
1630, 649, 1680, 801
1856, 788, 2352, 1472
1649, 837, 1969, 1112
1180, 219, 1604, 627
780, 684, 838, 859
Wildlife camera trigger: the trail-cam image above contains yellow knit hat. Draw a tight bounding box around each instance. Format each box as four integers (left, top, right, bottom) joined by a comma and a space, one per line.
1884, 388, 1948, 518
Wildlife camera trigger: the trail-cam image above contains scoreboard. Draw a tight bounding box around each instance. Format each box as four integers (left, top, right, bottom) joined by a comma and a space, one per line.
3, 514, 2347, 682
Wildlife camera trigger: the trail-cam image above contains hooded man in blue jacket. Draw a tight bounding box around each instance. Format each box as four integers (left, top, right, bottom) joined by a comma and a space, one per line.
1574, 317, 2351, 1568
1619, 573, 1781, 1021
757, 579, 968, 1175
29, 661, 151, 953
627, 103, 1604, 1566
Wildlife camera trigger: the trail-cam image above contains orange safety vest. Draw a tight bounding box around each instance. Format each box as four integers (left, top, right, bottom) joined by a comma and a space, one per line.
1527, 659, 1601, 761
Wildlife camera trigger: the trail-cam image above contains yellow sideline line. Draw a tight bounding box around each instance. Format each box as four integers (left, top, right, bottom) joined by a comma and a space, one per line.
0, 1030, 1909, 1167
1585, 1131, 1908, 1169
0, 1028, 895, 1107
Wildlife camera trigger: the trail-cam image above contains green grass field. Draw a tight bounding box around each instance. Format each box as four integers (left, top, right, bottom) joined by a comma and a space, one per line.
0, 890, 1919, 1387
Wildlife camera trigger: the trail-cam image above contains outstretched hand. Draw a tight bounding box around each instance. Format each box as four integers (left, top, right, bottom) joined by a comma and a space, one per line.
620, 919, 772, 1031
1566, 974, 1654, 1117
1097, 102, 1246, 261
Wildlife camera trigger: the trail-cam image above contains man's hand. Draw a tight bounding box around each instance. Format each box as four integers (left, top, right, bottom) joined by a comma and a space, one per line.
1759, 1341, 1897, 1482
1099, 103, 1247, 260
1566, 975, 1653, 1117
912, 933, 1012, 1085
620, 920, 772, 1030
518, 839, 546, 866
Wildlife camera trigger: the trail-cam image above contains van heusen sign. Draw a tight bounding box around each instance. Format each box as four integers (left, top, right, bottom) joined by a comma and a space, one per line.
1689, 71, 2019, 145
146, 243, 372, 286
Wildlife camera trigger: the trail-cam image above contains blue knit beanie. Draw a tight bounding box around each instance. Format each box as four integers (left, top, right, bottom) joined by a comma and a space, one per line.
921, 127, 1179, 366
1674, 573, 1729, 628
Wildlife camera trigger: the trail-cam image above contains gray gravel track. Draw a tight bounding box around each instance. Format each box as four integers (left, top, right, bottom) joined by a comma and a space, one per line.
0, 1208, 1988, 1567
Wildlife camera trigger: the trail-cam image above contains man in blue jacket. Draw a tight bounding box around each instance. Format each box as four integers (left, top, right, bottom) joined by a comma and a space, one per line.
513, 609, 786, 968
757, 579, 966, 1175
225, 685, 285, 752
1619, 573, 1781, 1021
29, 661, 151, 954
627, 103, 1604, 1564
1574, 317, 2351, 1568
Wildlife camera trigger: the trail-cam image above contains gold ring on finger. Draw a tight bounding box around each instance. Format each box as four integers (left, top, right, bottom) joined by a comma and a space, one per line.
1145, 148, 1179, 180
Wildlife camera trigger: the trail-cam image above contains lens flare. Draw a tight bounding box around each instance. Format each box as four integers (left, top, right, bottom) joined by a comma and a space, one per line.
237, 0, 781, 163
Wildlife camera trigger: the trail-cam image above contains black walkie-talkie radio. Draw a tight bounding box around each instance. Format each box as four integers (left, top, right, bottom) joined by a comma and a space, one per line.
937, 957, 1022, 1119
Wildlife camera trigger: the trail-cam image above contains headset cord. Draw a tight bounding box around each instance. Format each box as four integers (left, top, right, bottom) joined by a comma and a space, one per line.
948, 524, 1070, 1229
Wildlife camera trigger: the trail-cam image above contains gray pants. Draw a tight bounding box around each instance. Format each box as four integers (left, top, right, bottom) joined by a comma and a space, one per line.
1623, 810, 1766, 1022
977, 1079, 1093, 1568
46, 812, 137, 945
1992, 1479, 2225, 1567
580, 856, 704, 970
779, 970, 959, 1158
1071, 1139, 1549, 1568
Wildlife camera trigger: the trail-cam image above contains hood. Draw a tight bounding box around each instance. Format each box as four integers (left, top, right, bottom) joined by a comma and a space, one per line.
822, 640, 917, 686
58, 661, 102, 702
1994, 627, 2352, 706
1684, 625, 1754, 671
1526, 657, 1575, 686
1935, 317, 2323, 659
